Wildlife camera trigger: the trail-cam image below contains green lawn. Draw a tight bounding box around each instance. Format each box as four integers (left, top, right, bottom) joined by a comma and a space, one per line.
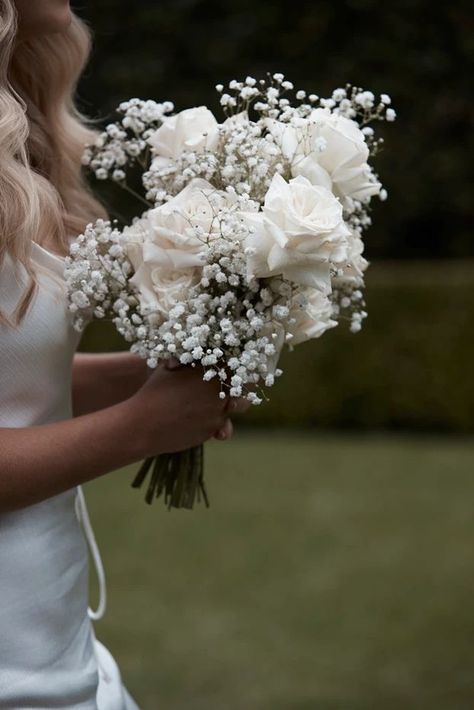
84, 433, 474, 710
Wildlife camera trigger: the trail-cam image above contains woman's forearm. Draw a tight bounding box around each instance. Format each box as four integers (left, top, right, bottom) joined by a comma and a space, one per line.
72, 351, 148, 416
0, 397, 145, 514
1, 357, 237, 515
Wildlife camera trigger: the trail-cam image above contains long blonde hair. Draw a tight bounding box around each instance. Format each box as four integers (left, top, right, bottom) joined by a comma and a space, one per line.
0, 1, 106, 326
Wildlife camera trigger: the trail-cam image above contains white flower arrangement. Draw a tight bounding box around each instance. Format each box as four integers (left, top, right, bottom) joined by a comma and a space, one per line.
67, 75, 395, 509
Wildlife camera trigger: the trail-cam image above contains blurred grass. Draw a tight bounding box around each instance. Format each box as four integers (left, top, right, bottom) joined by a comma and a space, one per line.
85, 432, 474, 710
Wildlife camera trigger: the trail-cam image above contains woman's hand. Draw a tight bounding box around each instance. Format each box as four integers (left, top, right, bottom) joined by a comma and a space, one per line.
214, 395, 252, 440
128, 362, 249, 456
0, 358, 251, 513
72, 351, 251, 450
163, 357, 252, 443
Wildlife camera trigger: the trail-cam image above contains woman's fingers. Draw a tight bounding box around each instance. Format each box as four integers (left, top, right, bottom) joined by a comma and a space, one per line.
214, 418, 233, 441
225, 396, 252, 414
163, 356, 181, 370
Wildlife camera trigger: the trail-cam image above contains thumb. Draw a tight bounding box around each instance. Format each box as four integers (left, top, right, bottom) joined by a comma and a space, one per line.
164, 356, 181, 371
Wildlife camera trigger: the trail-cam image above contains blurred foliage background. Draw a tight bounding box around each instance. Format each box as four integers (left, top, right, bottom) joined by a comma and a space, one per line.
76, 0, 473, 432
76, 0, 472, 259
72, 3, 474, 708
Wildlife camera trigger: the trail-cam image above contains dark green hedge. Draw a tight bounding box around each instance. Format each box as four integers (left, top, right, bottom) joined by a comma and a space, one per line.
77, 0, 472, 260
78, 261, 474, 433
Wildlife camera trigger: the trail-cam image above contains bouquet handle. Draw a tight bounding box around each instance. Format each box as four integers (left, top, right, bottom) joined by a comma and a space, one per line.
131, 444, 209, 510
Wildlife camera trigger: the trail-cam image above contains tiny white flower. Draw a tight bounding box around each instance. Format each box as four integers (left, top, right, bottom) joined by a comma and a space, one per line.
203, 369, 217, 380
332, 88, 346, 102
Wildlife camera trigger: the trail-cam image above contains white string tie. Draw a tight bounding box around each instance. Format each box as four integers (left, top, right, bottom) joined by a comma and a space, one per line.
75, 485, 107, 621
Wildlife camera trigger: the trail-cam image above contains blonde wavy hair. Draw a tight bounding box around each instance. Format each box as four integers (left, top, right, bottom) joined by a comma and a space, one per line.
0, 0, 106, 326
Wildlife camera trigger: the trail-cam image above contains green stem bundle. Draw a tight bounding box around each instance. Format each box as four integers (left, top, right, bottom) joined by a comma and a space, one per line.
131, 444, 208, 510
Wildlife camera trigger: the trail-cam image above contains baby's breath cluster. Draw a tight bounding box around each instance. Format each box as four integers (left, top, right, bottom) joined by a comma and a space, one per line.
216, 74, 395, 137
64, 220, 133, 331
215, 118, 288, 203
142, 149, 218, 204
142, 110, 289, 207
331, 280, 368, 334
82, 99, 174, 182
217, 74, 303, 120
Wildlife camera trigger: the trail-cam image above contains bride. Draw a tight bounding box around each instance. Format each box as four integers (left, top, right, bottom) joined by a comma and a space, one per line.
0, 1, 249, 707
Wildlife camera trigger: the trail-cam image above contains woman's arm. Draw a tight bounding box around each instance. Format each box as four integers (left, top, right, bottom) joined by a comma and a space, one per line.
0, 364, 235, 514
0, 398, 144, 513
72, 351, 149, 416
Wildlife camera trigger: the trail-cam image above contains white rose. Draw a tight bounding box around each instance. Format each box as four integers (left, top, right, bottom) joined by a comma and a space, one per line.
245, 174, 350, 292
121, 226, 201, 323
288, 288, 337, 345
121, 178, 226, 319
130, 258, 199, 323
123, 177, 223, 267
263, 115, 312, 162
266, 109, 381, 206
220, 110, 249, 131
333, 229, 368, 287
147, 106, 220, 160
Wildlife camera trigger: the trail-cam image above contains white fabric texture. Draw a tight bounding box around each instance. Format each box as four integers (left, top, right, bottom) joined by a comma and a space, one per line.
0, 242, 140, 709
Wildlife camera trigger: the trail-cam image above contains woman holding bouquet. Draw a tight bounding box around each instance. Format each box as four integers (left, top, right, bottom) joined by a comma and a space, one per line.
0, 1, 248, 707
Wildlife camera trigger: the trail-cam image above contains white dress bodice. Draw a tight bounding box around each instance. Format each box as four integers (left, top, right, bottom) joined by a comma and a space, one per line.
0, 243, 139, 709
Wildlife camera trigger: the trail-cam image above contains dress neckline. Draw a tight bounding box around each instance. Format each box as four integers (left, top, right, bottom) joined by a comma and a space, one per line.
32, 241, 65, 262
31, 241, 66, 278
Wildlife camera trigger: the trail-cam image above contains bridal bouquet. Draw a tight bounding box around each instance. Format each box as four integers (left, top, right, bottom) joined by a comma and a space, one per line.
66, 74, 395, 509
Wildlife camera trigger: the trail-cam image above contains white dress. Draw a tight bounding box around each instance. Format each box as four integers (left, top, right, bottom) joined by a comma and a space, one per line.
0, 242, 140, 709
